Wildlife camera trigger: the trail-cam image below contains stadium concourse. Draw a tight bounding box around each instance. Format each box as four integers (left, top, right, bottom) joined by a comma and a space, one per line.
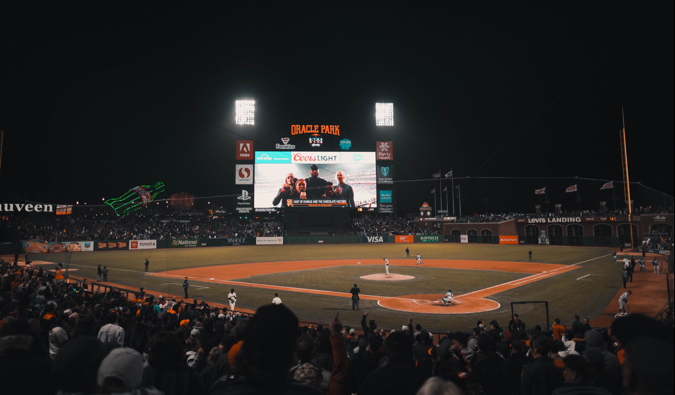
0, 257, 673, 395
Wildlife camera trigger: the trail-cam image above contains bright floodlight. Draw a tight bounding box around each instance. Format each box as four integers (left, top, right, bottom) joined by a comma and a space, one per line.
235, 100, 255, 125
375, 103, 394, 126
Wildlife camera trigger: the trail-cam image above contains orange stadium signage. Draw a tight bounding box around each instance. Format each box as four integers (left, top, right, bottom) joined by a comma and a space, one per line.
395, 235, 414, 243
291, 125, 340, 135
499, 236, 519, 245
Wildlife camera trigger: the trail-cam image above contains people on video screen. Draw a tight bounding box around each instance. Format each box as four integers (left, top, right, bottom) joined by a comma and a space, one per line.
272, 167, 355, 207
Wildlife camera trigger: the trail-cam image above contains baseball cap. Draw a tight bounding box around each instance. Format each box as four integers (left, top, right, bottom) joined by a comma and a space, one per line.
310, 164, 319, 170
98, 348, 144, 391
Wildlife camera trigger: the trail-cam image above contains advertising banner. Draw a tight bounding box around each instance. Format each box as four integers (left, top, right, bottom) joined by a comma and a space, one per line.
95, 241, 129, 251
234, 188, 253, 214
75, 241, 94, 251
129, 240, 157, 250
499, 236, 519, 245
255, 151, 292, 164
379, 190, 392, 203
169, 239, 200, 248
224, 237, 254, 246
256, 237, 284, 245
419, 235, 440, 243
378, 189, 394, 213
376, 141, 394, 160
235, 165, 253, 185
236, 140, 254, 160
377, 164, 394, 185
362, 236, 385, 243
460, 235, 468, 244
395, 235, 414, 243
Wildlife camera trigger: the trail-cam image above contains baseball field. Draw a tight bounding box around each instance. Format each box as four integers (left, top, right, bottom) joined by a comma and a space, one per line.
25, 243, 672, 332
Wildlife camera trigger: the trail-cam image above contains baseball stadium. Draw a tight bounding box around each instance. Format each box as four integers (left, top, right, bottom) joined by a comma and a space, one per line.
1, 4, 674, 395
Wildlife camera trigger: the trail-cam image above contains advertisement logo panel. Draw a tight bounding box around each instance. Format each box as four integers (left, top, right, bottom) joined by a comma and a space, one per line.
379, 190, 392, 203
256, 237, 284, 245
170, 239, 199, 248
235, 188, 253, 214
291, 152, 340, 164
419, 235, 439, 243
276, 138, 296, 150
236, 140, 254, 160
460, 235, 468, 244
76, 241, 94, 251
340, 152, 375, 164
377, 164, 394, 184
395, 235, 414, 243
236, 165, 253, 185
129, 240, 157, 250
255, 152, 292, 164
96, 241, 129, 251
499, 236, 519, 245
376, 141, 393, 160
362, 236, 384, 243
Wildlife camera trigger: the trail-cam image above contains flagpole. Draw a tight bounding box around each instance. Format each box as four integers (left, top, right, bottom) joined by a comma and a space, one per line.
451, 171, 455, 216
458, 185, 462, 217
445, 186, 449, 217
439, 169, 442, 213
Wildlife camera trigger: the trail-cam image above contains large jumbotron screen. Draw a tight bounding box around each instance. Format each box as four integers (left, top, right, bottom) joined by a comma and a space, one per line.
254, 151, 377, 209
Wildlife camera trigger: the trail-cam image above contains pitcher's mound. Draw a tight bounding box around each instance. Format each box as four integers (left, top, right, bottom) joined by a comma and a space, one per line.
360, 273, 415, 281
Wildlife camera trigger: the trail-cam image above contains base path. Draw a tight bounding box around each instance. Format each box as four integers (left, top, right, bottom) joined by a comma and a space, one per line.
148, 259, 580, 314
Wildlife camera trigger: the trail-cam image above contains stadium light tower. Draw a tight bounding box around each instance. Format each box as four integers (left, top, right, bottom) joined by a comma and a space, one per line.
375, 103, 394, 126
235, 100, 255, 125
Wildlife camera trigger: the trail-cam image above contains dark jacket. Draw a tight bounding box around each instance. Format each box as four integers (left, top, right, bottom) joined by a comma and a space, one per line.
552, 380, 613, 395
142, 363, 208, 395
521, 356, 565, 395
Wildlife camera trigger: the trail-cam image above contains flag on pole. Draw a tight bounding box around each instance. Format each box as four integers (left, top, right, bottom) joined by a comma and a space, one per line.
535, 187, 546, 195
431, 188, 436, 194
443, 186, 447, 192
566, 184, 578, 193
455, 184, 460, 189
432, 171, 441, 178
444, 170, 453, 178
600, 181, 614, 190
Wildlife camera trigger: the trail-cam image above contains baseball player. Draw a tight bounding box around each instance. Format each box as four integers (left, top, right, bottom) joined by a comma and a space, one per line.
384, 258, 389, 275
228, 288, 237, 312
619, 290, 631, 314
272, 293, 282, 305
441, 289, 454, 306
416, 253, 422, 267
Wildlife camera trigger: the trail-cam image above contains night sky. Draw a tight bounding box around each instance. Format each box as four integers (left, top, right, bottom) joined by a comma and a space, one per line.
1, 3, 673, 216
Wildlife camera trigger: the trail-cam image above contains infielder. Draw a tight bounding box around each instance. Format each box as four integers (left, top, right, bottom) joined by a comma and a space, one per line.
442, 289, 454, 306
416, 253, 422, 267
384, 258, 389, 275
619, 290, 631, 314
228, 288, 237, 312
272, 293, 282, 305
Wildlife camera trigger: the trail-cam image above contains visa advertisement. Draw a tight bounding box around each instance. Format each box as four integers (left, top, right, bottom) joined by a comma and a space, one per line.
254, 151, 376, 209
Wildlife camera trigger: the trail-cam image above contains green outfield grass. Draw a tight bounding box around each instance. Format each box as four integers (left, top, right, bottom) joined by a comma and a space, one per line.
28, 243, 620, 332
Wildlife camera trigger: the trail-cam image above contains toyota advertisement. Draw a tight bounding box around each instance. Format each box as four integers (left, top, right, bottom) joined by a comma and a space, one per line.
254, 151, 376, 209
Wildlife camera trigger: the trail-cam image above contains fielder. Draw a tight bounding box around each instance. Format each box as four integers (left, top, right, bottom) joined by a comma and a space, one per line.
619, 290, 631, 314
442, 289, 454, 306
416, 253, 422, 267
384, 258, 389, 275
228, 288, 237, 312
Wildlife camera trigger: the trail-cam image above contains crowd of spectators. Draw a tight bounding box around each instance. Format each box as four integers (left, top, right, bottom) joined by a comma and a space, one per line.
418, 206, 673, 223
1, 258, 672, 395
7, 216, 282, 241
352, 217, 437, 236
641, 232, 673, 252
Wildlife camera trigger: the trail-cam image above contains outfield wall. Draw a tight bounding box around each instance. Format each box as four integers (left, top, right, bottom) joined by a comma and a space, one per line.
22, 233, 636, 254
